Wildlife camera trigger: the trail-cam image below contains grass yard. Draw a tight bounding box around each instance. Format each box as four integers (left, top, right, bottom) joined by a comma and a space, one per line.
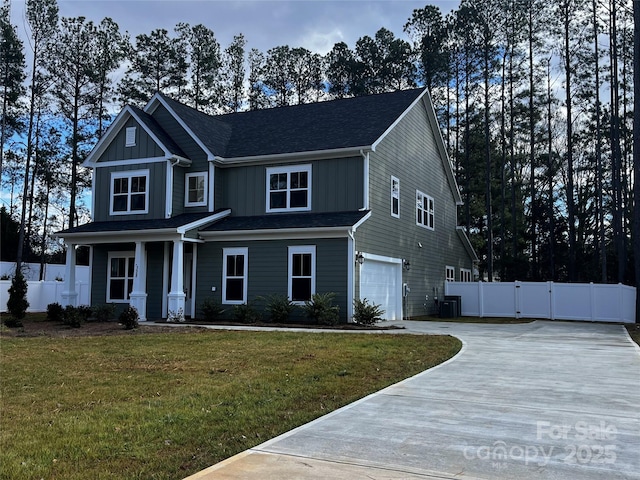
0, 327, 461, 480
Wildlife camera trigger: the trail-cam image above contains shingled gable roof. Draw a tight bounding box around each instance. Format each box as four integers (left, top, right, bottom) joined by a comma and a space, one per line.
149, 88, 427, 160
84, 105, 189, 166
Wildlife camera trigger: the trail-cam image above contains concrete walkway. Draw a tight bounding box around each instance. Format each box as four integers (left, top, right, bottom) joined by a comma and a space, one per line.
182, 320, 640, 480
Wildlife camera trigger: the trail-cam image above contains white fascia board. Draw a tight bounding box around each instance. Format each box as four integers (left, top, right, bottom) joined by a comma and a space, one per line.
177, 209, 231, 234
352, 210, 371, 232
200, 226, 352, 242
213, 146, 372, 166
456, 226, 479, 262
91, 156, 169, 169
361, 252, 403, 264
145, 93, 216, 161
371, 89, 428, 152
55, 229, 180, 244
83, 107, 132, 167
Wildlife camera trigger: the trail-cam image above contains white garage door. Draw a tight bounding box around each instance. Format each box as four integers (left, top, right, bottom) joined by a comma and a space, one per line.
360, 258, 402, 320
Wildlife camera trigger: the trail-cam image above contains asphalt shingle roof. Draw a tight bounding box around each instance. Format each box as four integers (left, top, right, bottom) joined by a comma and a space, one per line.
202, 210, 370, 232
130, 106, 188, 159
160, 88, 425, 159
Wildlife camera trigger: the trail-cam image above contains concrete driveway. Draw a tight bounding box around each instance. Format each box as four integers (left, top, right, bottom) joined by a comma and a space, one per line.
185, 320, 640, 479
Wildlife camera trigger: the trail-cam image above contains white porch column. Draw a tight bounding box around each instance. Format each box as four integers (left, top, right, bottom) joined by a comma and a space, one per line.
129, 241, 148, 321
167, 239, 185, 319
61, 242, 78, 307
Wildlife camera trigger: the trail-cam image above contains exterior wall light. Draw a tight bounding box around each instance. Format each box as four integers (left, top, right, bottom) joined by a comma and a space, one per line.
403, 259, 411, 271
355, 252, 365, 265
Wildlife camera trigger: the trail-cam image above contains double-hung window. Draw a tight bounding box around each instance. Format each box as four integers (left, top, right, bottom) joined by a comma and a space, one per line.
107, 252, 135, 302
185, 172, 207, 207
288, 246, 316, 303
110, 170, 149, 215
416, 190, 434, 230
266, 165, 311, 212
223, 248, 248, 304
446, 265, 455, 282
391, 176, 400, 218
460, 268, 472, 282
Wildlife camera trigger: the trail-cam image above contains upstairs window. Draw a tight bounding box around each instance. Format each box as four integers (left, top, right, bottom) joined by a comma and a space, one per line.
185, 172, 207, 207
416, 190, 434, 230
110, 170, 149, 215
266, 164, 311, 212
391, 176, 400, 218
288, 245, 316, 303
125, 126, 136, 147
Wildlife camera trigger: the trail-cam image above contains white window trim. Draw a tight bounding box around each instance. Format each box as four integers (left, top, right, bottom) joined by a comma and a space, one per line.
222, 247, 248, 305
266, 164, 312, 213
460, 268, 472, 282
110, 169, 149, 216
107, 251, 135, 303
446, 265, 455, 282
185, 171, 208, 207
125, 126, 136, 147
288, 245, 316, 305
416, 190, 434, 230
391, 175, 400, 218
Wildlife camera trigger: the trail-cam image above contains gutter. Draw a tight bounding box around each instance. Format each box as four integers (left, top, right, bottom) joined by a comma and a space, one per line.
213, 145, 373, 166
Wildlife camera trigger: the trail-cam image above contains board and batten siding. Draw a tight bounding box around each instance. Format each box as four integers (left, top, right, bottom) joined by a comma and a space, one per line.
195, 238, 349, 321
96, 117, 164, 162
93, 162, 167, 222
219, 157, 364, 216
355, 97, 472, 317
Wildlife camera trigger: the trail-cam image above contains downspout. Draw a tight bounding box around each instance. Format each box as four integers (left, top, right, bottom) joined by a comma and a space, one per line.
360, 150, 370, 211
166, 157, 181, 218
347, 229, 356, 323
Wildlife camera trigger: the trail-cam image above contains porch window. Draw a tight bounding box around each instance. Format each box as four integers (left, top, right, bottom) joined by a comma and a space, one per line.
416, 190, 434, 230
223, 247, 248, 304
110, 170, 149, 215
107, 252, 135, 302
288, 245, 316, 303
266, 164, 311, 212
185, 172, 207, 207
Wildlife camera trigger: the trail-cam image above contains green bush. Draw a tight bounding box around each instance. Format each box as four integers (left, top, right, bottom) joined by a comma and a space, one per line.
47, 302, 65, 323
119, 306, 139, 330
264, 294, 296, 323
63, 306, 83, 328
353, 298, 385, 326
303, 292, 340, 326
92, 304, 116, 322
77, 305, 93, 322
233, 302, 261, 324
200, 298, 225, 321
6, 271, 28, 326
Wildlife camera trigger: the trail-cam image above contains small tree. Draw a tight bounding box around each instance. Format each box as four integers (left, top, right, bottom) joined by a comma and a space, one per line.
6, 270, 28, 327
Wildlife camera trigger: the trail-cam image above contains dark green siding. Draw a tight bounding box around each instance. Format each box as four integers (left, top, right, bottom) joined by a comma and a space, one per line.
356, 98, 473, 317
146, 242, 165, 319
97, 118, 164, 162
195, 238, 349, 321
220, 157, 364, 216
93, 162, 167, 222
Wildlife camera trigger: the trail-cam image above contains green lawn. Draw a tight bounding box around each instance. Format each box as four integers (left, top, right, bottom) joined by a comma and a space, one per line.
0, 328, 461, 479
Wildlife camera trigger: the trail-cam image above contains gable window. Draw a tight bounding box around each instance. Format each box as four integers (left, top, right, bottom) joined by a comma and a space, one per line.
266, 164, 311, 212
460, 268, 472, 282
185, 172, 207, 207
288, 245, 316, 303
110, 170, 149, 215
446, 265, 455, 282
223, 248, 248, 304
125, 126, 136, 147
107, 252, 134, 302
416, 190, 434, 230
391, 176, 400, 218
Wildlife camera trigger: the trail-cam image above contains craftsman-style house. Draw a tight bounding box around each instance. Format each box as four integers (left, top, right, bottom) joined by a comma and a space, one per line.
57, 88, 477, 322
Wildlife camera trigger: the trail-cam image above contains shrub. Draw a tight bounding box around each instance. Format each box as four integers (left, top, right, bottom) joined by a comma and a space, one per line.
6, 271, 28, 326
264, 294, 295, 323
119, 306, 139, 330
233, 302, 261, 324
63, 306, 83, 328
77, 305, 93, 322
303, 292, 340, 326
92, 303, 116, 322
200, 298, 225, 322
353, 298, 385, 326
47, 302, 65, 323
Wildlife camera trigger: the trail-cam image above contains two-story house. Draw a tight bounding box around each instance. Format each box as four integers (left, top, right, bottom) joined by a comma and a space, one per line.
57, 88, 477, 322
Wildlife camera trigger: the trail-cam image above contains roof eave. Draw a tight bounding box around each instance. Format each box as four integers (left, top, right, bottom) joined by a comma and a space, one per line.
213, 146, 373, 166
456, 226, 479, 262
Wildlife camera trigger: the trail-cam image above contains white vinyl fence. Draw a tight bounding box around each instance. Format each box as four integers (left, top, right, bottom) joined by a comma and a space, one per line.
1, 262, 91, 312
444, 281, 636, 324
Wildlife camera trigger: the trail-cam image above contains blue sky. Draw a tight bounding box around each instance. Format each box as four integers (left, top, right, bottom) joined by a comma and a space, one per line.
11, 1, 460, 59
